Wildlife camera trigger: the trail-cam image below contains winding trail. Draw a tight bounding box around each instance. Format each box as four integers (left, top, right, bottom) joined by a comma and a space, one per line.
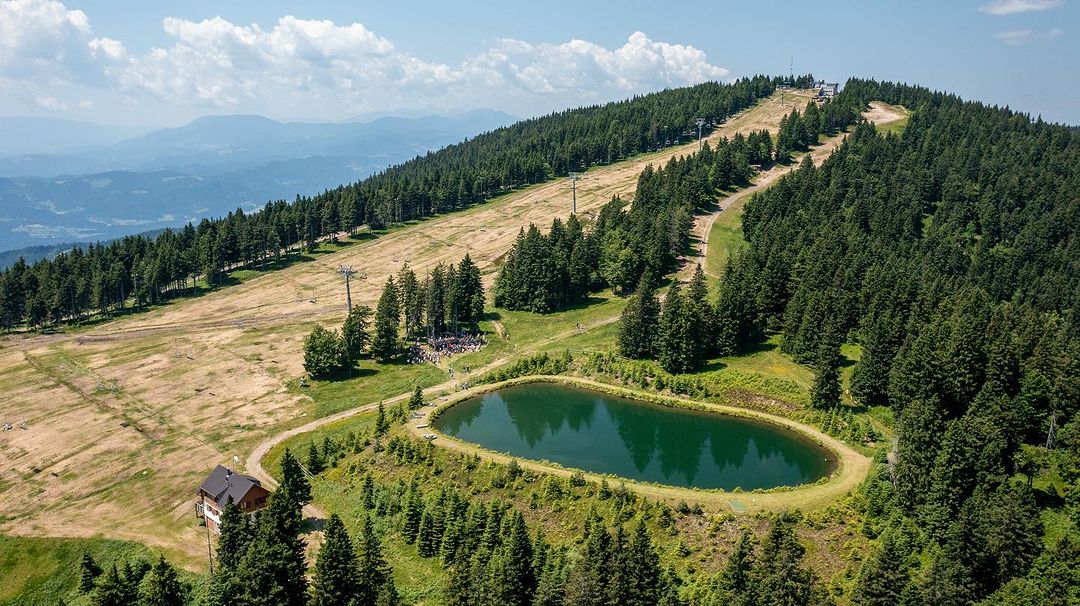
244, 313, 623, 517
247, 102, 909, 520
404, 375, 871, 513
685, 101, 909, 280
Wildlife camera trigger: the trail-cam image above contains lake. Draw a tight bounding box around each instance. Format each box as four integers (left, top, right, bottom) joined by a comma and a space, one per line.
433, 382, 835, 490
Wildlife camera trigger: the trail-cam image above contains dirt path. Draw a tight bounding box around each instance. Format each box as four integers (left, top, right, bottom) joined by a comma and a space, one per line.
400, 375, 871, 513
684, 101, 909, 280
245, 313, 622, 505
0, 89, 819, 560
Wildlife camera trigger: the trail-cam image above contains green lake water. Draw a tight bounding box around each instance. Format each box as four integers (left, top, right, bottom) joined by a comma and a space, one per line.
433, 383, 835, 490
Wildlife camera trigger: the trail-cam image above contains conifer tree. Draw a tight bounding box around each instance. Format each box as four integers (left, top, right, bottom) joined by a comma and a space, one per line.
236, 491, 308, 606
852, 531, 910, 606
810, 340, 841, 408
418, 507, 439, 557
442, 558, 475, 606
375, 402, 389, 436
721, 529, 755, 599
658, 282, 694, 374
607, 525, 631, 606
618, 272, 660, 359
356, 515, 396, 606
279, 448, 312, 507
425, 264, 447, 335
532, 552, 568, 606
409, 385, 424, 410
751, 516, 815, 606
499, 511, 537, 606
372, 276, 401, 361
217, 497, 253, 571
341, 304, 373, 363
138, 556, 185, 606
626, 521, 662, 606
310, 514, 361, 606
564, 515, 612, 606
90, 565, 135, 606
397, 264, 424, 339
402, 484, 423, 544
686, 264, 712, 363
78, 551, 102, 594
307, 441, 325, 475
454, 254, 485, 332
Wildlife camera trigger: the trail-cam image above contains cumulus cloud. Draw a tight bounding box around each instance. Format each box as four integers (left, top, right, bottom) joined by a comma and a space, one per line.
1, 0, 730, 121
463, 32, 728, 99
109, 17, 726, 116
0, 0, 93, 78
979, 0, 1064, 15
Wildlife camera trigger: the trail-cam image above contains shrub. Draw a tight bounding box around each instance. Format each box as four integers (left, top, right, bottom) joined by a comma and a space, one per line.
303, 325, 349, 377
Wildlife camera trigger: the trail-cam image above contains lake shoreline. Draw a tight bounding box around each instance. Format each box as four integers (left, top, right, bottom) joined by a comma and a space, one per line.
414, 375, 872, 513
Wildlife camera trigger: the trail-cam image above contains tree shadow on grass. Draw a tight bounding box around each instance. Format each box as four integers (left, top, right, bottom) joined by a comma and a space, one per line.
308, 365, 378, 383
559, 295, 614, 312
697, 358, 729, 373
302, 516, 326, 533
739, 339, 779, 355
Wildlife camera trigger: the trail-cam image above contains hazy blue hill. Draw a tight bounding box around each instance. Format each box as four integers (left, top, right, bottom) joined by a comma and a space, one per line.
0, 110, 516, 252
0, 117, 151, 156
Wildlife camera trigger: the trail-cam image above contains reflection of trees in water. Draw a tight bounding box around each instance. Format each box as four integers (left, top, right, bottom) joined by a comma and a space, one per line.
604, 400, 658, 473
436, 395, 486, 435
444, 385, 829, 489
503, 386, 596, 448
603, 399, 816, 488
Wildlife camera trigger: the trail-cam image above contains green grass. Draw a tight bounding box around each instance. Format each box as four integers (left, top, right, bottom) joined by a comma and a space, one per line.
705, 194, 750, 279
0, 535, 205, 606
876, 114, 910, 136
300, 362, 448, 419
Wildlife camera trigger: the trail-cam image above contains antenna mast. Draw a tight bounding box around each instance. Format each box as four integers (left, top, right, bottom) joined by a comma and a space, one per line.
568, 173, 580, 215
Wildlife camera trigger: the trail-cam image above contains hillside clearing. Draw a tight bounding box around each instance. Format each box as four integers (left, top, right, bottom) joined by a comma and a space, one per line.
0, 89, 817, 563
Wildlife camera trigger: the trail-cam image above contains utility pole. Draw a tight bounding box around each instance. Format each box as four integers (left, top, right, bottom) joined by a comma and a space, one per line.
568, 173, 580, 215
695, 118, 706, 150
337, 265, 357, 311
205, 518, 214, 575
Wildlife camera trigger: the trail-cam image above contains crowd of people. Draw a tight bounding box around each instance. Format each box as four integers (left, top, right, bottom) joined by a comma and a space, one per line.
407, 332, 487, 365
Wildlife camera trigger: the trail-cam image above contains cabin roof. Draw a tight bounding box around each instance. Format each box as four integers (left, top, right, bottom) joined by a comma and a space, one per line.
197, 465, 263, 506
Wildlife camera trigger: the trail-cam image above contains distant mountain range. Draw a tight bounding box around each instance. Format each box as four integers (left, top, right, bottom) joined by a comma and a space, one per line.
0, 110, 515, 257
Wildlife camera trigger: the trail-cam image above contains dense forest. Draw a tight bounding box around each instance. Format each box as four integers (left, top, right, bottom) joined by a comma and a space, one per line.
76, 436, 834, 606
615, 78, 1080, 605
0, 75, 820, 332
22, 74, 1080, 606
493, 99, 852, 315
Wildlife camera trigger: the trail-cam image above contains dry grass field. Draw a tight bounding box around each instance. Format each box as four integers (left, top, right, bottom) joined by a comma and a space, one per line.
0, 90, 819, 563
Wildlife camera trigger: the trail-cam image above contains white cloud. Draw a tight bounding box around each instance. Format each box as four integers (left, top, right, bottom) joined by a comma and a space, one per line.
0, 1, 730, 121
0, 0, 94, 77
88, 36, 127, 61
35, 94, 67, 110
994, 27, 1066, 43
997, 28, 1035, 44
463, 32, 728, 100
979, 0, 1063, 15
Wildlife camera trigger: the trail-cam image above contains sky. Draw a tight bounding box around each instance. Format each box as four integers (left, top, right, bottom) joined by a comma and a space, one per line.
1, 0, 1077, 127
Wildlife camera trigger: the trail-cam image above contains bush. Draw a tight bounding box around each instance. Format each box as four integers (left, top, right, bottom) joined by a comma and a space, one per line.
478, 351, 573, 384
303, 325, 349, 378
